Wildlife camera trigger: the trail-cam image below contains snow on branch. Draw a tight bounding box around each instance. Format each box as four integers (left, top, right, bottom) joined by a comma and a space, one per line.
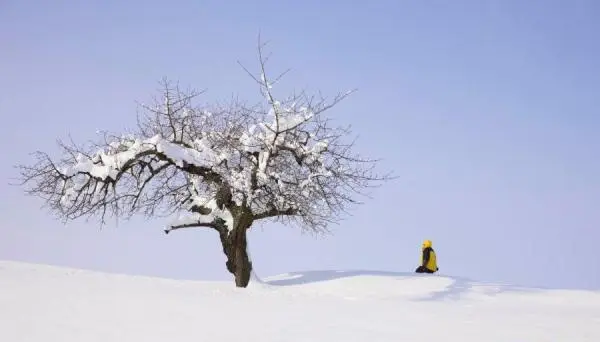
16, 42, 392, 234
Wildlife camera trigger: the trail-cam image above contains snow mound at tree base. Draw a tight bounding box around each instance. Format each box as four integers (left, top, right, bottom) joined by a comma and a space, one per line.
1, 261, 598, 341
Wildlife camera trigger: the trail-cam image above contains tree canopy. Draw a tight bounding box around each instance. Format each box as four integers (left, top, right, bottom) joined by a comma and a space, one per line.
16, 41, 392, 287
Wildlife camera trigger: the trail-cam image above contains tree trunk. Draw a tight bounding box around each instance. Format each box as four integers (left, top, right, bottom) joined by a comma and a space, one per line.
231, 226, 252, 287
217, 213, 253, 288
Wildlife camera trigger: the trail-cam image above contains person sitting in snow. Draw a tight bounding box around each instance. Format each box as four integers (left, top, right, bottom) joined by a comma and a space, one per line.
415, 239, 439, 274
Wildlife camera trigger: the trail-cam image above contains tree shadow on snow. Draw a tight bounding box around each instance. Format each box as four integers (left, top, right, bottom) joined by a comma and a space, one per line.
265, 270, 544, 301
265, 269, 413, 286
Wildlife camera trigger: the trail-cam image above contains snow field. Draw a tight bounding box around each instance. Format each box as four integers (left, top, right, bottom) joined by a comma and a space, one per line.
1, 261, 599, 341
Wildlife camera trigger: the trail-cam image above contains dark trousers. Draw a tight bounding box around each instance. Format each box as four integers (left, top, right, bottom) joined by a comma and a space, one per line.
415, 266, 435, 273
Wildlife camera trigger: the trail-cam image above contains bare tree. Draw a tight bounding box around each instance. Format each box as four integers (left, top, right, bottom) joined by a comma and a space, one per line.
15, 41, 392, 287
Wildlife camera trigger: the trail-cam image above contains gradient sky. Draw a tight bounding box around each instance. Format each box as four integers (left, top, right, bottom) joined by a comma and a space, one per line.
1, 0, 598, 290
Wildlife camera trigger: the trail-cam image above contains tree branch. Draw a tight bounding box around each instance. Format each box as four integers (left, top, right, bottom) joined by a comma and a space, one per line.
164, 221, 217, 234
253, 207, 297, 221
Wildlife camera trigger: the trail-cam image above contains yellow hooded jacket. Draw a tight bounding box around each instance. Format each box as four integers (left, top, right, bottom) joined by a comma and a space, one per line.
421, 240, 438, 272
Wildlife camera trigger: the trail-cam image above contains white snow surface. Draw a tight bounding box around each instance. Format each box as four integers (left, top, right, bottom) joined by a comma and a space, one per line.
1, 261, 599, 341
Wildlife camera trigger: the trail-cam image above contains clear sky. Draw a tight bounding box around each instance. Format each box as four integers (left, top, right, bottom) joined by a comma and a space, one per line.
1, 0, 598, 290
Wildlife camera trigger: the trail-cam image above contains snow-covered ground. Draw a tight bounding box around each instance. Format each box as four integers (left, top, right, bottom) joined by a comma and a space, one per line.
1, 261, 598, 341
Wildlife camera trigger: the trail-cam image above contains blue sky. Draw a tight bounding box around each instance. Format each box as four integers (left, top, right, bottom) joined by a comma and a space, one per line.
1, 0, 598, 290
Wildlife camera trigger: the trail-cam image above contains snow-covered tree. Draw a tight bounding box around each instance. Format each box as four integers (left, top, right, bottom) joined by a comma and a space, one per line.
16, 42, 391, 287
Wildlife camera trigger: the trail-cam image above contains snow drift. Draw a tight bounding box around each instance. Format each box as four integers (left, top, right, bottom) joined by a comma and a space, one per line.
1, 261, 598, 341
